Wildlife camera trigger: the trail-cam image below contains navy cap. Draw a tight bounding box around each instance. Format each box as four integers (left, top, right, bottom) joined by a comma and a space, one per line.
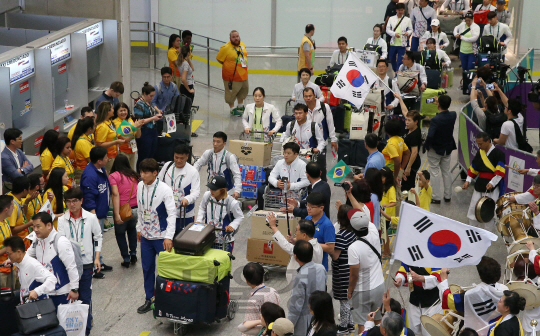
207, 175, 227, 190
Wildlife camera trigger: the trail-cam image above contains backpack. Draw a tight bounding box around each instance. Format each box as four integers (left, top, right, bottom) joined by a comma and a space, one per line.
33, 234, 84, 280
420, 50, 441, 70
485, 112, 507, 141
511, 119, 533, 153
479, 35, 501, 54
290, 121, 318, 148
364, 43, 382, 56
170, 94, 192, 126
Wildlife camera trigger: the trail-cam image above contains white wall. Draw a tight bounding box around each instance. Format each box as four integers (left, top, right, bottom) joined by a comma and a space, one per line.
518, 0, 540, 55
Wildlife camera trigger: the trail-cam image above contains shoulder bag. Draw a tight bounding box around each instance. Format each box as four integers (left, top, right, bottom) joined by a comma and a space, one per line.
119, 177, 135, 221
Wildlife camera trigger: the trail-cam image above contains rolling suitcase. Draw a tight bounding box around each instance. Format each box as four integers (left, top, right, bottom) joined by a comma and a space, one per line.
12, 325, 67, 336
332, 105, 345, 133
0, 267, 20, 336
173, 223, 216, 256
158, 248, 232, 284
426, 69, 442, 89
154, 275, 230, 323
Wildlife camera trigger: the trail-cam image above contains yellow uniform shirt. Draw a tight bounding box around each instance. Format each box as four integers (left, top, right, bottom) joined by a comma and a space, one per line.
382, 136, 409, 171
168, 47, 181, 77
298, 35, 315, 71
46, 186, 68, 229
74, 134, 94, 170
68, 122, 94, 142
7, 193, 30, 249
216, 41, 248, 82
0, 219, 12, 273
51, 155, 75, 188
24, 194, 44, 221
95, 120, 118, 158
419, 184, 433, 212
40, 148, 54, 173
382, 186, 397, 217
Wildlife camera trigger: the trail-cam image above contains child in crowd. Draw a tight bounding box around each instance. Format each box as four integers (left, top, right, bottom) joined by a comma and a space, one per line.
409, 170, 433, 211
380, 166, 396, 258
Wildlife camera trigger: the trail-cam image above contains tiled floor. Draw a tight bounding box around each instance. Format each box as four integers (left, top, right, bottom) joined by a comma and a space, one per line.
89, 53, 536, 335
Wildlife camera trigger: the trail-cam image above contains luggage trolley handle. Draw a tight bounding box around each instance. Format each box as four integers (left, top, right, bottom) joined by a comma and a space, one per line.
0, 263, 15, 297
213, 227, 236, 260
239, 130, 275, 143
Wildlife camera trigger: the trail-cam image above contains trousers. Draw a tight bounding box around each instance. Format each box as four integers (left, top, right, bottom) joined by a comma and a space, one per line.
389, 46, 406, 72
115, 214, 138, 263
427, 149, 452, 201
79, 268, 93, 335
136, 128, 158, 171
459, 52, 477, 71
410, 36, 421, 51
141, 237, 165, 300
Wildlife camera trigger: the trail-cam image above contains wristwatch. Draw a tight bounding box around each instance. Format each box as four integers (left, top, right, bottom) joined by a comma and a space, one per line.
71, 289, 79, 293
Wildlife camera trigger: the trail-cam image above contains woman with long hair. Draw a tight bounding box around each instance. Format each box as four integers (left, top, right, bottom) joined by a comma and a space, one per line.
242, 87, 282, 136
94, 101, 126, 173
72, 116, 95, 183
134, 82, 163, 169
44, 167, 69, 228
239, 302, 285, 336
167, 33, 182, 89
112, 103, 143, 170
365, 168, 384, 229
176, 44, 195, 101
39, 129, 59, 178
50, 136, 75, 188
331, 204, 356, 334
109, 154, 139, 268
307, 291, 337, 336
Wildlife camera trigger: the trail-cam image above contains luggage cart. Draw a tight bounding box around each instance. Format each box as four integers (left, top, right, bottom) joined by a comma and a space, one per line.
167, 228, 238, 336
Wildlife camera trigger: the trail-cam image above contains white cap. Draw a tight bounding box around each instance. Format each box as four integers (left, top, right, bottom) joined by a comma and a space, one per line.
431, 19, 440, 27
347, 209, 370, 231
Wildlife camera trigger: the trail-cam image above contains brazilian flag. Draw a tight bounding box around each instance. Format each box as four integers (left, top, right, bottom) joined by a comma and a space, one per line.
115, 120, 137, 137
326, 160, 351, 183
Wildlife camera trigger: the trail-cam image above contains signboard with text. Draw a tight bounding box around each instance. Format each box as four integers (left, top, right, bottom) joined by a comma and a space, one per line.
75, 21, 104, 50
41, 34, 71, 66
0, 51, 35, 85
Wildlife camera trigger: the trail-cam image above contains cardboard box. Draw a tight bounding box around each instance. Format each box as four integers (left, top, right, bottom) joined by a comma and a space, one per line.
247, 238, 290, 266
251, 210, 297, 240
229, 140, 272, 166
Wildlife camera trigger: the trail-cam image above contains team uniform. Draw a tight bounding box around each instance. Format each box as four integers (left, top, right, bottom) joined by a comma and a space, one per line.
465, 144, 505, 229
193, 148, 242, 195
420, 31, 450, 50
280, 120, 325, 153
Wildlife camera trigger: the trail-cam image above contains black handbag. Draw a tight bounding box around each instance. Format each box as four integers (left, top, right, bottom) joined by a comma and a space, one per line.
16, 298, 59, 334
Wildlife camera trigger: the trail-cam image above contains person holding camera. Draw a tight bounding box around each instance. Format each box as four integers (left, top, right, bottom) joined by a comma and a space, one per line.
257, 142, 310, 210
216, 30, 248, 116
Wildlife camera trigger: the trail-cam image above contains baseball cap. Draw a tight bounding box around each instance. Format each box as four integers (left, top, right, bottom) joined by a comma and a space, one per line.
347, 209, 370, 231
207, 175, 227, 190
431, 19, 440, 27
269, 318, 294, 336
496, 0, 506, 4
464, 11, 474, 19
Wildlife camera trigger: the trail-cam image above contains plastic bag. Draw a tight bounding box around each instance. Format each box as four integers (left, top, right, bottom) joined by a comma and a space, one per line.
57, 300, 89, 336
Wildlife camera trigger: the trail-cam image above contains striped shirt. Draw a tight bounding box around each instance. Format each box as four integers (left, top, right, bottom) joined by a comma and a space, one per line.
332, 229, 357, 300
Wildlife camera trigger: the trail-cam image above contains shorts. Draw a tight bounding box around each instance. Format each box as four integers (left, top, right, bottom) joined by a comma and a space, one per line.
223, 79, 249, 105
350, 282, 385, 325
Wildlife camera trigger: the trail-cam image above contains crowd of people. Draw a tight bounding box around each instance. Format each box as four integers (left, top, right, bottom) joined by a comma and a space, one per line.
0, 0, 536, 336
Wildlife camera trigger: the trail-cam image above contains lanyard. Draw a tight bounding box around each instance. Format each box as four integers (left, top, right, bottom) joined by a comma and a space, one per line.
31, 197, 42, 217
60, 155, 74, 175
0, 220, 8, 240
210, 199, 225, 224
171, 167, 185, 191
142, 179, 159, 210
12, 197, 27, 223
489, 23, 500, 39
211, 150, 227, 175
234, 46, 245, 62
338, 51, 349, 64
68, 217, 85, 242
254, 106, 264, 129
251, 285, 266, 296
372, 37, 380, 46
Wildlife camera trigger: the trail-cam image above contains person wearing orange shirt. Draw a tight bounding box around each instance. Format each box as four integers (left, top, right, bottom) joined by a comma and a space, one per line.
51, 136, 75, 188
0, 195, 16, 288
24, 174, 50, 221
216, 30, 248, 116
94, 101, 126, 174
71, 117, 95, 184
6, 176, 34, 250
39, 129, 58, 179
111, 103, 143, 170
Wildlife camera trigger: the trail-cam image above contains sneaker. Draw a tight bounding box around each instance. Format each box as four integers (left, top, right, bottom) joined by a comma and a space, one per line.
121, 262, 130, 268
130, 255, 138, 264
137, 299, 152, 314
348, 324, 355, 332
101, 263, 113, 271
231, 108, 243, 116
93, 271, 105, 279
431, 199, 441, 204
337, 325, 349, 334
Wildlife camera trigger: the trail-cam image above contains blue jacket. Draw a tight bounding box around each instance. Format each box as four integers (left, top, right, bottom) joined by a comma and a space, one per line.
1, 147, 34, 182
80, 163, 110, 219
151, 81, 179, 111
424, 110, 457, 156
95, 91, 119, 110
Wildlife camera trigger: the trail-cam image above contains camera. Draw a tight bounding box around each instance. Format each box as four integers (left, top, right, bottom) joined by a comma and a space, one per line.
426, 98, 435, 104
486, 84, 494, 90
334, 182, 351, 191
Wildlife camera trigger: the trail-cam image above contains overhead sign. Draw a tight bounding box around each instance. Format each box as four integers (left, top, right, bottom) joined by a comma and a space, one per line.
41, 34, 71, 66
76, 21, 104, 50
0, 50, 36, 85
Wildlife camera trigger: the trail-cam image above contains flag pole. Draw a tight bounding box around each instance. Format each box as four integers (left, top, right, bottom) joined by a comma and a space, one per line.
352, 52, 396, 94
389, 200, 407, 266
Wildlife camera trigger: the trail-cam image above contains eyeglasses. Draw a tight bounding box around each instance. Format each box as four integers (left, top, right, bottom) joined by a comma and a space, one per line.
65, 199, 81, 204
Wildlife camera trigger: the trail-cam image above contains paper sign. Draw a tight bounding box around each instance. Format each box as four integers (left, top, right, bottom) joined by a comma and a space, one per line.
19, 80, 29, 93
20, 99, 31, 116
0, 50, 35, 85
76, 21, 104, 50
188, 223, 206, 232
508, 155, 525, 192
165, 114, 176, 133
34, 135, 43, 148
41, 35, 71, 66
58, 63, 67, 74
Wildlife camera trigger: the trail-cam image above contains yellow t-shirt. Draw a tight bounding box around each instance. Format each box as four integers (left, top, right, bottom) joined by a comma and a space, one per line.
24, 194, 44, 221
382, 186, 397, 217
382, 136, 409, 171
216, 41, 248, 82
95, 121, 118, 158
74, 134, 94, 170
46, 186, 69, 229
68, 122, 94, 142
51, 155, 75, 188
0, 219, 12, 272
391, 216, 399, 226
40, 148, 54, 173
7, 193, 28, 242
419, 184, 433, 212
393, 25, 402, 46
168, 47, 181, 77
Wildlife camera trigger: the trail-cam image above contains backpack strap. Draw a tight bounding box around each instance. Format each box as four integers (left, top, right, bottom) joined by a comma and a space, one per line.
358, 237, 382, 263
165, 161, 175, 175
52, 232, 60, 256
290, 120, 295, 134
319, 102, 327, 120
311, 122, 318, 148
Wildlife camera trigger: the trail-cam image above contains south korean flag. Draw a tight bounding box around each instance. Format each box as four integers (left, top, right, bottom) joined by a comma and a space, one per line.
392, 202, 498, 268
330, 52, 379, 108
38, 200, 55, 219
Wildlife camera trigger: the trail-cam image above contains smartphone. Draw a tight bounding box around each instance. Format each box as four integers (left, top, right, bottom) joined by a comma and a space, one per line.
486, 84, 495, 90
426, 98, 435, 104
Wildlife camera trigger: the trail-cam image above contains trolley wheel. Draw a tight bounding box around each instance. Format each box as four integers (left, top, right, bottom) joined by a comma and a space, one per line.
173, 322, 188, 335
263, 268, 270, 282
227, 300, 238, 320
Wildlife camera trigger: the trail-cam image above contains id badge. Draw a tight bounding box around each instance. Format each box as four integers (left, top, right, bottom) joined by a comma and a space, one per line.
130, 139, 138, 153
80, 243, 86, 257
254, 132, 262, 140
240, 58, 247, 68
143, 210, 151, 223
174, 194, 179, 203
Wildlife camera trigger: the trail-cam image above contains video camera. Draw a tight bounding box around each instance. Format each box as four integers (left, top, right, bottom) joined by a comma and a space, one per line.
529, 79, 540, 103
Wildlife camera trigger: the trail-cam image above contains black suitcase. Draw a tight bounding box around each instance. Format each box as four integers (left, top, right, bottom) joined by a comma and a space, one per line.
0, 268, 20, 336
462, 70, 477, 95
279, 115, 295, 133
426, 69, 442, 89
154, 275, 230, 323
12, 325, 67, 336
173, 223, 216, 256
332, 105, 345, 133
154, 138, 192, 164
337, 139, 369, 167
